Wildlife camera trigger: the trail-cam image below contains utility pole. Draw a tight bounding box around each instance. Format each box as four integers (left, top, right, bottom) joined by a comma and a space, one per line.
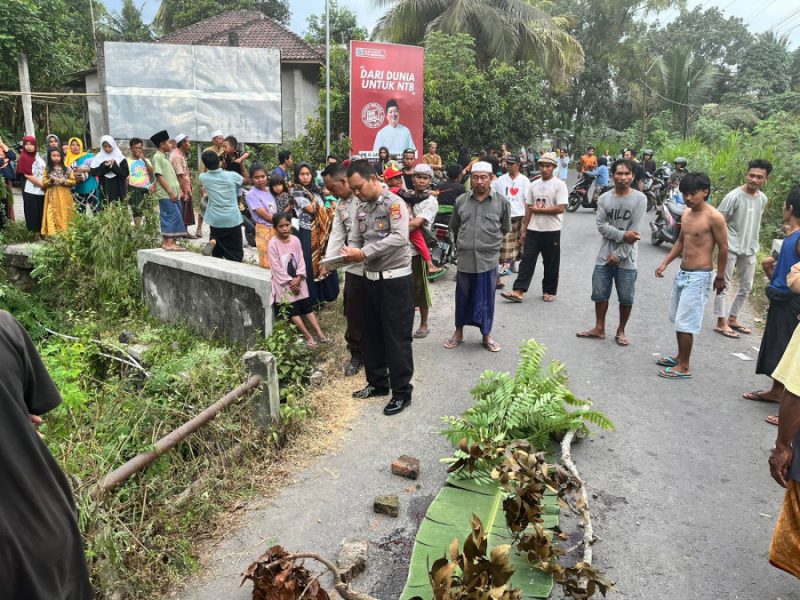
325, 0, 331, 157
683, 62, 691, 139
88, 0, 97, 43
17, 53, 34, 137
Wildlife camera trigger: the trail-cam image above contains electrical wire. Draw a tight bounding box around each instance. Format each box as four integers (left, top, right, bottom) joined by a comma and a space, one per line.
765, 6, 800, 34
639, 80, 800, 110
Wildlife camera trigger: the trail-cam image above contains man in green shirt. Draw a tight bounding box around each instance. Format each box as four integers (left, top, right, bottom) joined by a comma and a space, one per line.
713, 159, 771, 338
150, 130, 186, 251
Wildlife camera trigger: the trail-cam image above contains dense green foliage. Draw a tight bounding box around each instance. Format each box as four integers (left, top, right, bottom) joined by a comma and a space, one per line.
153, 0, 290, 34
303, 0, 367, 47
101, 0, 154, 42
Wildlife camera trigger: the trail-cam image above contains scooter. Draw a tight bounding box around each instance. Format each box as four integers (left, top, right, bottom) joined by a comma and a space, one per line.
429, 204, 457, 278
566, 174, 596, 212
642, 174, 657, 212
650, 190, 684, 246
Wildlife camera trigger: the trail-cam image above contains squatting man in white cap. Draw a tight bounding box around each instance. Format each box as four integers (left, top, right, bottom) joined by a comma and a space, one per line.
443, 161, 510, 352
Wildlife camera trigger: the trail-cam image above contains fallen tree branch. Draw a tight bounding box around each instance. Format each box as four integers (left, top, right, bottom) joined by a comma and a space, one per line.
254, 552, 378, 600
42, 326, 150, 376
560, 429, 593, 577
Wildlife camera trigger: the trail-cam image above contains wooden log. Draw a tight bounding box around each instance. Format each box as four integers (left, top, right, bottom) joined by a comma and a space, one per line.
93, 375, 262, 498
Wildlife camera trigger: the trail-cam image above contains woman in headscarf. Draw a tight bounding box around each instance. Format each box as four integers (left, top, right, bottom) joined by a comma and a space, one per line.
65, 137, 99, 213
293, 162, 339, 305
90, 135, 129, 208
45, 134, 60, 151
16, 136, 46, 238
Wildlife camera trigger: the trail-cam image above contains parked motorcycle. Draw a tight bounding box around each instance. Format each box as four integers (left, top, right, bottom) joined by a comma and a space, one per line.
642, 173, 657, 212
650, 194, 684, 246
566, 174, 597, 212
429, 205, 457, 278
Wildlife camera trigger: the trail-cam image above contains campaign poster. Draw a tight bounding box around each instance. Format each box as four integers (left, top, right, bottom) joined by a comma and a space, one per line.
350, 41, 424, 160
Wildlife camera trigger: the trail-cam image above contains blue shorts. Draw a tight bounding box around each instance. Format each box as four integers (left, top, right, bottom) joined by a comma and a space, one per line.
670, 269, 713, 334
591, 264, 637, 306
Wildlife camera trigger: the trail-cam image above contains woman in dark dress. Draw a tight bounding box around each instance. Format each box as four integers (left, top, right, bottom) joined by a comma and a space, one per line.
90, 135, 129, 208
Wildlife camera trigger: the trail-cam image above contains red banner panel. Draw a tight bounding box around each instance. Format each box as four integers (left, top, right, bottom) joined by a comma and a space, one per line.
350, 41, 424, 160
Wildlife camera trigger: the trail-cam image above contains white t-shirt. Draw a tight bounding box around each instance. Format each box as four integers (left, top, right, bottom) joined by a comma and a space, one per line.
23, 155, 46, 195
492, 173, 531, 218
526, 176, 569, 232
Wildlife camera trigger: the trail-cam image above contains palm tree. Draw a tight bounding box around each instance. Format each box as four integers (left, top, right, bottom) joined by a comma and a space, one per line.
658, 46, 717, 137
371, 0, 584, 88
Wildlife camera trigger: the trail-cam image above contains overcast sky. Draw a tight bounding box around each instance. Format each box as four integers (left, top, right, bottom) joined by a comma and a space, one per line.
110, 0, 800, 49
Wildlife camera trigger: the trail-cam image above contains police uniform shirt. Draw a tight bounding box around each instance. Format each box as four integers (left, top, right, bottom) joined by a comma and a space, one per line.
325, 194, 364, 276
350, 190, 411, 272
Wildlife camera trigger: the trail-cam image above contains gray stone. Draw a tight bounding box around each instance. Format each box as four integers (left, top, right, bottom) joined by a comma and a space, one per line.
309, 368, 324, 387
137, 249, 272, 345
337, 538, 369, 583
118, 330, 136, 344
373, 495, 399, 518
243, 351, 281, 426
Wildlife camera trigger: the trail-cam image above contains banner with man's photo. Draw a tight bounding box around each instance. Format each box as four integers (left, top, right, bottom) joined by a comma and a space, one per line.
349, 41, 424, 160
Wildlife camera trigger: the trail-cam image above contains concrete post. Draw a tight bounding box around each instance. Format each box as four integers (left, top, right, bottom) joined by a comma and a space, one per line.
243, 351, 281, 426
17, 53, 34, 136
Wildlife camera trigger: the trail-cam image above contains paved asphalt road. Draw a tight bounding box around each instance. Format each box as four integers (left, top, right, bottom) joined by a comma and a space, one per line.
10, 185, 796, 599
28, 179, 761, 598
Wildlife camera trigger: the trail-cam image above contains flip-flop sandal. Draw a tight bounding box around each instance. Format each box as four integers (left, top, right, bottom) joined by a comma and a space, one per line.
614, 335, 630, 347
729, 323, 752, 335
714, 328, 740, 339
163, 246, 186, 252
576, 331, 605, 339
656, 356, 678, 367
500, 291, 523, 303
443, 337, 464, 349
481, 340, 502, 352
766, 415, 779, 426
542, 294, 556, 302
414, 329, 430, 339
496, 281, 506, 289
317, 337, 333, 345
658, 367, 692, 379
742, 390, 779, 403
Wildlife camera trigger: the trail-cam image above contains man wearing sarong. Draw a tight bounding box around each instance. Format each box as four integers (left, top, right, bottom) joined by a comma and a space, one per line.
768, 254, 800, 580
444, 161, 510, 352
151, 130, 187, 251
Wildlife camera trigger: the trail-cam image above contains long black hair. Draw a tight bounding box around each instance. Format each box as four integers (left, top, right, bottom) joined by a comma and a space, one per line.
293, 161, 320, 194
46, 146, 65, 172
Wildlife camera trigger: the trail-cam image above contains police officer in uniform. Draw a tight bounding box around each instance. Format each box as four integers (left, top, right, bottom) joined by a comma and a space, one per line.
321, 163, 364, 376
341, 160, 414, 416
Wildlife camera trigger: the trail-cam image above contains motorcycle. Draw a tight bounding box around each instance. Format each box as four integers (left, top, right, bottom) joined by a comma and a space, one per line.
429, 204, 457, 277
566, 174, 596, 212
652, 163, 672, 207
650, 192, 685, 246
642, 173, 657, 212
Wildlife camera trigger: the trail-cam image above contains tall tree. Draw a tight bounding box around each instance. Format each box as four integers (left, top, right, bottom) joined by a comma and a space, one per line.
102, 0, 154, 42
304, 0, 367, 46
371, 0, 584, 89
154, 0, 290, 35
658, 46, 717, 137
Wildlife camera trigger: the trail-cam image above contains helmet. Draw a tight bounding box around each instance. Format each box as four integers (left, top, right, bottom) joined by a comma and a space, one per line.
674, 156, 687, 166
644, 149, 654, 156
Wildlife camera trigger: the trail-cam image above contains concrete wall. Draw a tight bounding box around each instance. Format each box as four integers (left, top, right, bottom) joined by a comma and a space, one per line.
85, 73, 103, 149
137, 249, 272, 345
2, 243, 35, 292
281, 63, 320, 140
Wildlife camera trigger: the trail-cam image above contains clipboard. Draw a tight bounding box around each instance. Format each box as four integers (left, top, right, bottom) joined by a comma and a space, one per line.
320, 255, 351, 271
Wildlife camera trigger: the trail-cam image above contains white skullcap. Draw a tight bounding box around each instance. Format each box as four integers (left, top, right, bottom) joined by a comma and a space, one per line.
471, 161, 493, 174
210, 130, 223, 139
175, 133, 188, 145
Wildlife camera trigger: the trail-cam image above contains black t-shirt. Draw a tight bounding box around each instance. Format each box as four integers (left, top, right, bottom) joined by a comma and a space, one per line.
437, 181, 466, 206
402, 170, 414, 191
0, 311, 93, 599
631, 162, 645, 188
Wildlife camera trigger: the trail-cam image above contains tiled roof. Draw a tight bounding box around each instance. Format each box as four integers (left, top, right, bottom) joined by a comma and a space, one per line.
157, 10, 323, 62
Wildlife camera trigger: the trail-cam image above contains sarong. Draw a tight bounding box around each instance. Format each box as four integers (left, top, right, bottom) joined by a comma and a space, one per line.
159, 197, 187, 238
756, 289, 800, 376
299, 227, 339, 304
455, 268, 498, 336
181, 196, 196, 226
500, 216, 524, 264
255, 223, 275, 268
770, 480, 800, 579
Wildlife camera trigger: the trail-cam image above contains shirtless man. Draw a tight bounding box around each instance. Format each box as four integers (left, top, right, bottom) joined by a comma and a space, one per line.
655, 172, 729, 379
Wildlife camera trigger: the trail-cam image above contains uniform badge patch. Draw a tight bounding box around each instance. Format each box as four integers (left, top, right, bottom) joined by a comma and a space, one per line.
390, 202, 402, 221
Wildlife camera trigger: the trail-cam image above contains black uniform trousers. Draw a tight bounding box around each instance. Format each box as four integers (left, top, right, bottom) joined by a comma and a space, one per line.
344, 272, 364, 357
362, 274, 414, 400
512, 230, 562, 296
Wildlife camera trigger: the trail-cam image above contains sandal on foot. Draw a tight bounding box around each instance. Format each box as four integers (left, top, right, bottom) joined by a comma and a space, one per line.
729, 323, 752, 335
714, 327, 740, 339
542, 294, 556, 302
656, 356, 678, 367
304, 339, 318, 349
658, 367, 691, 379
615, 335, 630, 347
500, 291, 523, 303
496, 281, 506, 289
481, 339, 501, 353
317, 337, 333, 345
766, 415, 779, 426
576, 331, 605, 339
414, 328, 430, 339
742, 390, 779, 403
443, 337, 464, 349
